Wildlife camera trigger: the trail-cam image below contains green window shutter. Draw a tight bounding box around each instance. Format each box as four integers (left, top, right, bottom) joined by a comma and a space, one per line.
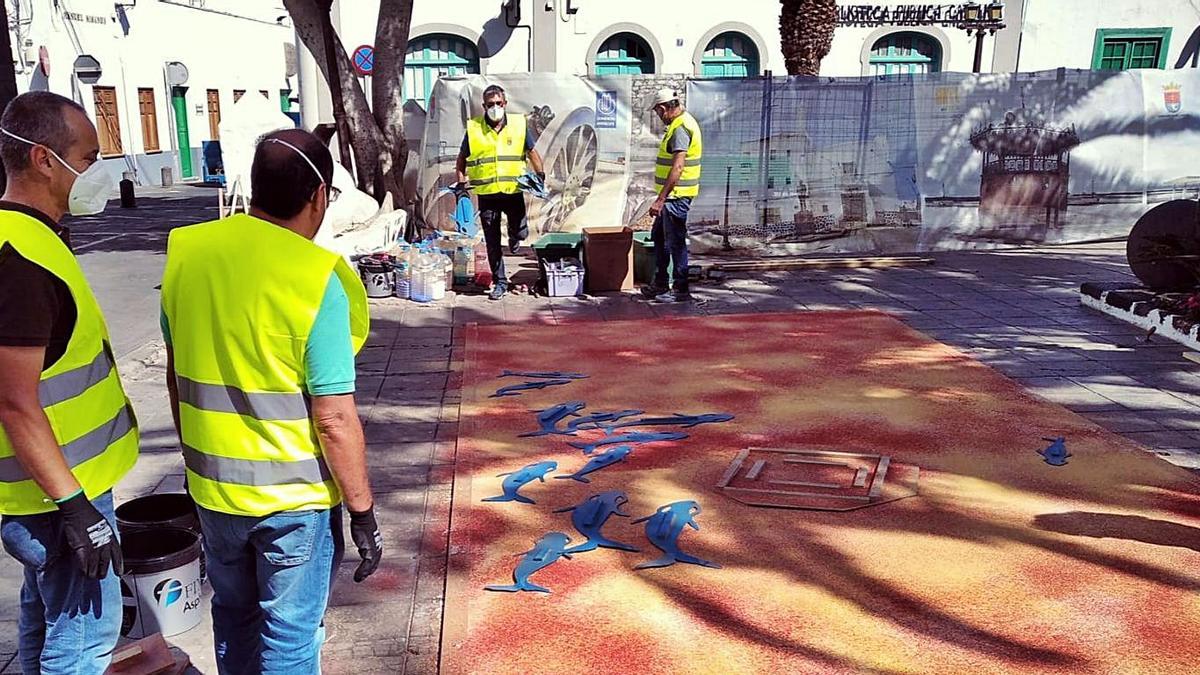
404, 34, 480, 108
1091, 28, 1172, 70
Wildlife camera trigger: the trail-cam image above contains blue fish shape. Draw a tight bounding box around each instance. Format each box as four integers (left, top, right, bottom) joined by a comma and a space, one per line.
554, 445, 633, 483
1039, 437, 1071, 467
484, 532, 573, 593
518, 401, 587, 437
556, 410, 645, 435
554, 490, 639, 554
481, 461, 558, 504
568, 431, 689, 455
632, 500, 720, 570
610, 413, 735, 430
499, 370, 589, 380
491, 379, 572, 398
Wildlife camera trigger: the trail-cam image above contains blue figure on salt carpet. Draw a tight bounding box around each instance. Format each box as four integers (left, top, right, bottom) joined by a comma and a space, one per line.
1039, 437, 1071, 466
632, 500, 721, 570
554, 491, 641, 554
484, 532, 573, 593
481, 461, 558, 504
554, 446, 633, 483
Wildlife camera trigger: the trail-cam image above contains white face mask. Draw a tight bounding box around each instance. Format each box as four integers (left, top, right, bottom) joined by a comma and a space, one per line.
486, 104, 505, 123
0, 128, 114, 216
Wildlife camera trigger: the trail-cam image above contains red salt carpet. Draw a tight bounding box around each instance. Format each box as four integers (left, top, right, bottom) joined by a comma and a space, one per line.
442, 311, 1200, 674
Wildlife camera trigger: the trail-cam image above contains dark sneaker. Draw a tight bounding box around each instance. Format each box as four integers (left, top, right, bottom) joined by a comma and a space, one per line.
488, 284, 507, 301
640, 284, 666, 299
508, 239, 522, 255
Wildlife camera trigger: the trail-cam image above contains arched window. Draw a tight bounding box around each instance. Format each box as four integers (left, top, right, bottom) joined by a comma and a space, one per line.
868, 32, 942, 75
594, 33, 655, 75
405, 34, 480, 108
701, 32, 760, 77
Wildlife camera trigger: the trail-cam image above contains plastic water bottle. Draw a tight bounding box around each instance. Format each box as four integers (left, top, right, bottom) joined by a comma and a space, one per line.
393, 261, 411, 299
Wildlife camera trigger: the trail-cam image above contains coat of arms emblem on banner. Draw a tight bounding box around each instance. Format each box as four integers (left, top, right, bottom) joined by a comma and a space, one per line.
1164, 83, 1183, 114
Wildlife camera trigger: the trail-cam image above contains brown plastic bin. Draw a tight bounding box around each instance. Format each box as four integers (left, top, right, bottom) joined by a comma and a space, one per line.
582, 227, 634, 293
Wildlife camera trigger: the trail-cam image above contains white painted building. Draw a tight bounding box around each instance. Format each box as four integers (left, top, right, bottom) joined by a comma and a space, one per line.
310, 0, 1200, 119
6, 0, 296, 185
12, 1, 1195, 186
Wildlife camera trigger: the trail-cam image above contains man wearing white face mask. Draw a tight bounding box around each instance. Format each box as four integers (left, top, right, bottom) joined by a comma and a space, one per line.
161, 128, 382, 674
0, 92, 138, 674
455, 84, 544, 300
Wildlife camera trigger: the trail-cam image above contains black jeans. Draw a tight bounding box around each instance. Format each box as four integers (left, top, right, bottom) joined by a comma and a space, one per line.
477, 192, 528, 286
652, 197, 692, 293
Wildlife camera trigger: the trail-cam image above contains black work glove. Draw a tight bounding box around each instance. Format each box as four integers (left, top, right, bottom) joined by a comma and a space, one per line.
57, 492, 123, 579
348, 506, 383, 583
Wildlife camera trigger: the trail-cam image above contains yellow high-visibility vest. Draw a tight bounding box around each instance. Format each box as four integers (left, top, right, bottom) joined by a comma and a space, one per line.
161, 214, 369, 517
0, 211, 138, 515
465, 114, 528, 195
655, 111, 703, 199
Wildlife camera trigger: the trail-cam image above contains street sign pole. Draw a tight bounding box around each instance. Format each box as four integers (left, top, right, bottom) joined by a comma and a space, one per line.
317, 0, 354, 174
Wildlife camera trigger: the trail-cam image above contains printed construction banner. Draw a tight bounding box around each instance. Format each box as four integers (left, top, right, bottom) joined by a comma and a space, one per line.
416, 69, 1200, 255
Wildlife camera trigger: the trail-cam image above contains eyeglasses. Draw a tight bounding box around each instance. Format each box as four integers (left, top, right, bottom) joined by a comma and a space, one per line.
328, 185, 341, 203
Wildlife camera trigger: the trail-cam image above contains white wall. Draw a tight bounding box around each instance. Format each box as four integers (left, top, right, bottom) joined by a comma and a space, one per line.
555, 0, 784, 75
13, 0, 291, 183
332, 0, 531, 76
1019, 0, 1200, 72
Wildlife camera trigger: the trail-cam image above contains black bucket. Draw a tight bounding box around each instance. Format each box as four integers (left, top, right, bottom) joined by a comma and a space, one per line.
116, 493, 204, 582
120, 527, 203, 638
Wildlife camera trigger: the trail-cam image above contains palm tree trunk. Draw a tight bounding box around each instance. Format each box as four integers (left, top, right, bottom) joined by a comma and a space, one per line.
779, 0, 839, 76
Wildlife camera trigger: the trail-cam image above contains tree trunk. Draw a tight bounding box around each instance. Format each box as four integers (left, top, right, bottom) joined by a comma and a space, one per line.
370, 0, 414, 206
779, 0, 838, 76
284, 0, 413, 207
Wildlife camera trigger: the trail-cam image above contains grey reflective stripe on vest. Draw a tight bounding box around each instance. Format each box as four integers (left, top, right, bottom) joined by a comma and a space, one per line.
466, 155, 525, 167
655, 156, 702, 167
469, 176, 520, 186
176, 376, 309, 421
182, 444, 332, 487
0, 405, 135, 483
38, 350, 114, 408
655, 177, 701, 186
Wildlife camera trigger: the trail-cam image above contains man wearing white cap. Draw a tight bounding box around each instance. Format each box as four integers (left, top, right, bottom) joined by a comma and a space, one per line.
641, 88, 703, 303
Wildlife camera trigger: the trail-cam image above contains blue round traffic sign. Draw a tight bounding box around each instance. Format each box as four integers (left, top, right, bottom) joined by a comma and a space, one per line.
352, 45, 374, 76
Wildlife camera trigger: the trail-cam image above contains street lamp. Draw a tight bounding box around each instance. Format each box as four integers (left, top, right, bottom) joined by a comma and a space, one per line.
962, 1, 1005, 73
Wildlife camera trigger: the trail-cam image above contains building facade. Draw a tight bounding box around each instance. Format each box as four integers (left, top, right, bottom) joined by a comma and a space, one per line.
311, 0, 1200, 122
6, 0, 295, 185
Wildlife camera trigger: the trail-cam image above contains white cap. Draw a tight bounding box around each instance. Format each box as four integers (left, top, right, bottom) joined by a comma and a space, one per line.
650, 87, 680, 108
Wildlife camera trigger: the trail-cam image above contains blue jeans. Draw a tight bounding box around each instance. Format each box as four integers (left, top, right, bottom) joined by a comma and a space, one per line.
652, 197, 691, 293
197, 505, 344, 675
1, 491, 122, 675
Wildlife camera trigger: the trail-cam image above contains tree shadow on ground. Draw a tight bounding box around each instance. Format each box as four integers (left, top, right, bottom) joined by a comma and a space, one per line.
1034, 511, 1200, 553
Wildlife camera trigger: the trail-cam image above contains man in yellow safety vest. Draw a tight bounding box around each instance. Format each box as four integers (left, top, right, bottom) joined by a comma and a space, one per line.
0, 92, 137, 674
640, 88, 703, 303
161, 129, 382, 674
455, 84, 544, 300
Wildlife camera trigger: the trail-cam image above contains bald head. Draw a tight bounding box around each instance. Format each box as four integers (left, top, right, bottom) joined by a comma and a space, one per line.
250, 128, 334, 220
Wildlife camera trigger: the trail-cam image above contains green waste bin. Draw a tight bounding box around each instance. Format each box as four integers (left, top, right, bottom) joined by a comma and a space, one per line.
633, 231, 655, 284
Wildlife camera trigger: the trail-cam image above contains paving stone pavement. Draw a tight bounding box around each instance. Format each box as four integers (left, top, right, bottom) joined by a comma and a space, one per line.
4, 236, 1199, 674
